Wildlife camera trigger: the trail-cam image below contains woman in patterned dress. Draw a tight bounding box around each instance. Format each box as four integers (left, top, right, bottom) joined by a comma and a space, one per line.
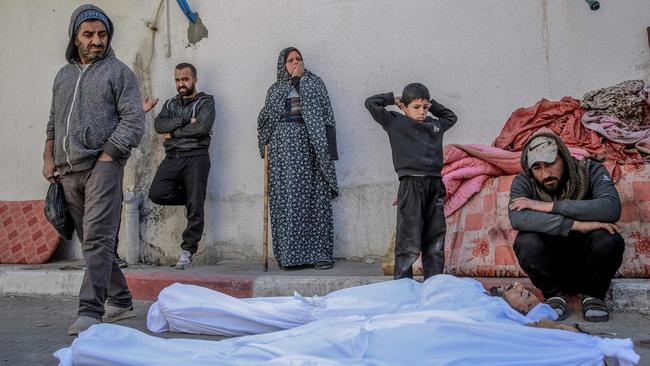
257, 47, 338, 270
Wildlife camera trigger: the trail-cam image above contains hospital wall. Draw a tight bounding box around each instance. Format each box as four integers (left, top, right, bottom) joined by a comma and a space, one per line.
0, 0, 648, 263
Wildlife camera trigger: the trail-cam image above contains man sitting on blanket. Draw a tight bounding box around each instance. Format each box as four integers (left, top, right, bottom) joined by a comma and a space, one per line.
508, 132, 624, 322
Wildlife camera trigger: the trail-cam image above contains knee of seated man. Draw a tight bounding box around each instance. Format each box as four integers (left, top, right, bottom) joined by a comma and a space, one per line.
588, 229, 624, 256
513, 232, 547, 256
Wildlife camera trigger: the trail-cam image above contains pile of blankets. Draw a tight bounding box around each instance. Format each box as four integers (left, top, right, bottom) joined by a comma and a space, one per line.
582, 80, 650, 153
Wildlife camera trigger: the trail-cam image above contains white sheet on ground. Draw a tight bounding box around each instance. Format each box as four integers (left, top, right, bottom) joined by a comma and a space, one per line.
147, 275, 557, 336
55, 310, 639, 366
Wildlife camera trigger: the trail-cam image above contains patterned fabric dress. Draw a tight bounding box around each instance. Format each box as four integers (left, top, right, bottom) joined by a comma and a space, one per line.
257, 48, 338, 267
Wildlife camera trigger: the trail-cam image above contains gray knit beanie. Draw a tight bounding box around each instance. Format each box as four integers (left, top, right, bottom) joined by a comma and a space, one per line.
73, 8, 111, 35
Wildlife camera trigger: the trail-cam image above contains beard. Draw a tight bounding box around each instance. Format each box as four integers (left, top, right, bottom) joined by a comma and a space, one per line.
539, 176, 565, 195
77, 43, 105, 62
177, 84, 195, 97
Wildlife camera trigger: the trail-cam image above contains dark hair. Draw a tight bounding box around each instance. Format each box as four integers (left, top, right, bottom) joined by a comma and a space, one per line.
175, 63, 197, 77
489, 285, 528, 315
401, 83, 430, 106
489, 286, 507, 298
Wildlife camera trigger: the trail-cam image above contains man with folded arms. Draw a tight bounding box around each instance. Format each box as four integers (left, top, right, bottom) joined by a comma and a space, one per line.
508, 132, 624, 322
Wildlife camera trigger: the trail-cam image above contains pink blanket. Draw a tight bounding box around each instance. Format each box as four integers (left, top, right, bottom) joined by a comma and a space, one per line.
442, 144, 591, 216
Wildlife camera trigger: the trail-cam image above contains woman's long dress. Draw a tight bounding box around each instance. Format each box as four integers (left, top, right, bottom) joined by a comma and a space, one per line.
268, 88, 333, 267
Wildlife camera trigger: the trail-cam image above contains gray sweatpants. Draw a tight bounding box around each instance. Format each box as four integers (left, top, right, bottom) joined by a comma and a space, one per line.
60, 161, 132, 319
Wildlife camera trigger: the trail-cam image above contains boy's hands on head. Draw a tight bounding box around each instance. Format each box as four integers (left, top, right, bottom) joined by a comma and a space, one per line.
394, 96, 404, 108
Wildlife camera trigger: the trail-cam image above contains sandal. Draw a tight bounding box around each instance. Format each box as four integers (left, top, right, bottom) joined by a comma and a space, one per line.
314, 260, 333, 270
545, 296, 568, 321
582, 296, 609, 322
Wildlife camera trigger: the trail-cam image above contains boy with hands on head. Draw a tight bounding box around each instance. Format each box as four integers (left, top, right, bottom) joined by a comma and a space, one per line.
365, 83, 457, 280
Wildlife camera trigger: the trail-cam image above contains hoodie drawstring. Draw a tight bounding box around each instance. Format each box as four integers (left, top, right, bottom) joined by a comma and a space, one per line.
62, 64, 90, 172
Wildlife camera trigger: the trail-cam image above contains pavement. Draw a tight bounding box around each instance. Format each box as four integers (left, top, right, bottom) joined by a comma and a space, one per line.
0, 294, 226, 366
1, 259, 650, 365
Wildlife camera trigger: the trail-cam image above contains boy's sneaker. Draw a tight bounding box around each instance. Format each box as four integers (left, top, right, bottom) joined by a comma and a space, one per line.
115, 254, 128, 269
68, 316, 100, 336
103, 305, 135, 323
176, 250, 192, 269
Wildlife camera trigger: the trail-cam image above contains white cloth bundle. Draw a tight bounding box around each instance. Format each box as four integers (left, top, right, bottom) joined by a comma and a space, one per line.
147, 275, 555, 336
55, 310, 639, 366
54, 275, 639, 365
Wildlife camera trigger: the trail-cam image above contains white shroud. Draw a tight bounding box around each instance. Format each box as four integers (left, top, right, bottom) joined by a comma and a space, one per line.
147, 275, 556, 336
55, 311, 639, 366
53, 275, 639, 365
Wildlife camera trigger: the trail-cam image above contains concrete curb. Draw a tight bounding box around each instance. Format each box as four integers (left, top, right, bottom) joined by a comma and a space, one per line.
1, 266, 648, 314
609, 279, 650, 314
252, 276, 390, 297
0, 270, 83, 296
126, 271, 255, 300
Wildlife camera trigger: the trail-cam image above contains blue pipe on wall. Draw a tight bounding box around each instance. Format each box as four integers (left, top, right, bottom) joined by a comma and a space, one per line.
176, 0, 197, 23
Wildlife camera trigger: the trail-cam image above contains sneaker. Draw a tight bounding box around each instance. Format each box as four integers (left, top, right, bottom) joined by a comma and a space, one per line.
103, 305, 135, 323
116, 255, 128, 269
176, 250, 192, 270
68, 316, 100, 336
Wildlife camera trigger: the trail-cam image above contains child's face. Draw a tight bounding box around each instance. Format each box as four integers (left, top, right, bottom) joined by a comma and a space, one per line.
400, 98, 431, 122
497, 282, 540, 315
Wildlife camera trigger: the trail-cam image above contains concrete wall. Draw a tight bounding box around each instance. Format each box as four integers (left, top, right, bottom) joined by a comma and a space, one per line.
1, 0, 648, 264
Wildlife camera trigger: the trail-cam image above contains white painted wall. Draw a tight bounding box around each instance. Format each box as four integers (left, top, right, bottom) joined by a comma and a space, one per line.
1, 0, 648, 263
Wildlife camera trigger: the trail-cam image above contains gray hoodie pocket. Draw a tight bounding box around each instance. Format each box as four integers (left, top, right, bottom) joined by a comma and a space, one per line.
80, 126, 91, 149
81, 125, 103, 150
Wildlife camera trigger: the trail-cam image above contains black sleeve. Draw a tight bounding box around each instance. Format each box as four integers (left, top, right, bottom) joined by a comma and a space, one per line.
364, 92, 395, 130
429, 98, 457, 132
172, 98, 216, 139
154, 99, 186, 134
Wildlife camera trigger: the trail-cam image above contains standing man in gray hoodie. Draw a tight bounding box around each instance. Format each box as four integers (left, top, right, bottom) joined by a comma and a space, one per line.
42, 4, 144, 335
508, 132, 624, 323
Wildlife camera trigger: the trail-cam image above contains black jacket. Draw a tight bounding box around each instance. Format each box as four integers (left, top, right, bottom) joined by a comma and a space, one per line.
154, 92, 215, 154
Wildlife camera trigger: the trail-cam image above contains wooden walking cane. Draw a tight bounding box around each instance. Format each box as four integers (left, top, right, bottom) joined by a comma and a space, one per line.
262, 145, 269, 271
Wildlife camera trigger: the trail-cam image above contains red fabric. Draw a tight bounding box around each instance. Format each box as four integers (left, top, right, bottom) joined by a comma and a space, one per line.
0, 200, 61, 264
493, 97, 645, 181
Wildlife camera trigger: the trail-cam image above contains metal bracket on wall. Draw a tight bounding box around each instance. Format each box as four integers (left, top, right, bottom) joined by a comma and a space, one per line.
585, 0, 599, 11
